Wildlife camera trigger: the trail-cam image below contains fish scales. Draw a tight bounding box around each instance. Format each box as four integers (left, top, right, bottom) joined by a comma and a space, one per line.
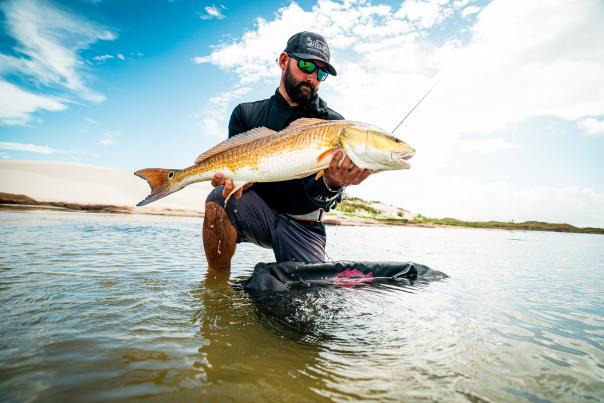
200, 122, 339, 176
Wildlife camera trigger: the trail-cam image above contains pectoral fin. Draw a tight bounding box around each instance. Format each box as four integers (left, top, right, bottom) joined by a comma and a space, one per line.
316, 147, 339, 165
224, 182, 249, 206
315, 170, 324, 180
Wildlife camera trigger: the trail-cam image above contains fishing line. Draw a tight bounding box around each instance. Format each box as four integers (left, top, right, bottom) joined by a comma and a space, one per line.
390, 77, 441, 134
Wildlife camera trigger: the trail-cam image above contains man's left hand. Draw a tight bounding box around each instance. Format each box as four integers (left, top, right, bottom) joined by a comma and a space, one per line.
323, 151, 372, 190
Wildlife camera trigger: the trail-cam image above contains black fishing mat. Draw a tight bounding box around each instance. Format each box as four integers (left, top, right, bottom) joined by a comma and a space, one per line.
244, 260, 447, 292
239, 261, 448, 340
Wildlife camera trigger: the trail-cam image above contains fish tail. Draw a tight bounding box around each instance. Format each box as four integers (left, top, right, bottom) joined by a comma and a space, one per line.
134, 168, 181, 206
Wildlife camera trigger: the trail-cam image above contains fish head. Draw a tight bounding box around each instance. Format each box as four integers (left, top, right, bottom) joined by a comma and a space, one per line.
339, 122, 415, 170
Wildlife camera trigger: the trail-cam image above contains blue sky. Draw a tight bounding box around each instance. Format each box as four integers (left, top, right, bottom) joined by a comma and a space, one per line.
1, 0, 603, 226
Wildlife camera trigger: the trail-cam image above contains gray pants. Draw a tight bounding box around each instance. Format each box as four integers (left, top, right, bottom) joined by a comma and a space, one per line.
206, 187, 326, 263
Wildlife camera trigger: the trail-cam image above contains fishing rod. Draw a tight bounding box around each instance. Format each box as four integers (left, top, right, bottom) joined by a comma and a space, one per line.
391, 78, 441, 134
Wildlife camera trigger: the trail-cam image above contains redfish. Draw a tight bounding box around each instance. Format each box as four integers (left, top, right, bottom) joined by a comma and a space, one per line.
135, 118, 415, 206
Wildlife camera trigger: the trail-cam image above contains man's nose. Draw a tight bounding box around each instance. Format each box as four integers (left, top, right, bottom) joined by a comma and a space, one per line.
304, 73, 318, 85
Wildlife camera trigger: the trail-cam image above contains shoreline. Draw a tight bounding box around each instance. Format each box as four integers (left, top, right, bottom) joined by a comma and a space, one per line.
1, 192, 602, 234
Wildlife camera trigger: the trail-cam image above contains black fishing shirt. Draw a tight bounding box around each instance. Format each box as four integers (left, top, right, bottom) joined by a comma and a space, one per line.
228, 89, 344, 230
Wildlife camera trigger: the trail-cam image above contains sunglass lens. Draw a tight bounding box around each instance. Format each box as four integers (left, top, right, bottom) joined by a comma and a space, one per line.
297, 59, 316, 73
317, 68, 328, 81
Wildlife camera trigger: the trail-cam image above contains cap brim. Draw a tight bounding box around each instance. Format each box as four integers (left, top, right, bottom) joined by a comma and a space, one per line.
289, 52, 337, 76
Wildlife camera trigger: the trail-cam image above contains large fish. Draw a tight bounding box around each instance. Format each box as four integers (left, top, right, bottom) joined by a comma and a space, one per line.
135, 118, 415, 206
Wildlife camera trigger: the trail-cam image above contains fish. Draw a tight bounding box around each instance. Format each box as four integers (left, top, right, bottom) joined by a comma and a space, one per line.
134, 117, 415, 206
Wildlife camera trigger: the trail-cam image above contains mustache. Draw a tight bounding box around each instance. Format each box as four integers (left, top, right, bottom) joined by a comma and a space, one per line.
297, 82, 315, 92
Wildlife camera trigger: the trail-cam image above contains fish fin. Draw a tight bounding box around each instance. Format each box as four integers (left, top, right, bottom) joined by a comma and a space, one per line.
289, 166, 329, 180
316, 147, 339, 165
195, 127, 277, 164
134, 168, 180, 206
282, 118, 326, 132
224, 182, 249, 206
315, 170, 324, 180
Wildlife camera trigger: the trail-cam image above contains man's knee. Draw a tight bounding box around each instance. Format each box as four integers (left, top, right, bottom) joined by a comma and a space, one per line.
203, 194, 237, 270
206, 186, 226, 206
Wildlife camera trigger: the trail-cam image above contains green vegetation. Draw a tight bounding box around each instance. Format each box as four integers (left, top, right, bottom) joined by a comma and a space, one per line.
337, 197, 383, 216
334, 195, 604, 235
411, 217, 604, 234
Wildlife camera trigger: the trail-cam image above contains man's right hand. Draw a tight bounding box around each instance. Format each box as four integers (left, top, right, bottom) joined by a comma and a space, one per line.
211, 172, 252, 199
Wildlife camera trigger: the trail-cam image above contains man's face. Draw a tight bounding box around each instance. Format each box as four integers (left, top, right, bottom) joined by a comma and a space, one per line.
282, 55, 322, 105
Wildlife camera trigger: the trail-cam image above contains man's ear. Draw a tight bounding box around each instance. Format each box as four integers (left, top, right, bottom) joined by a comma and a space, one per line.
278, 52, 288, 71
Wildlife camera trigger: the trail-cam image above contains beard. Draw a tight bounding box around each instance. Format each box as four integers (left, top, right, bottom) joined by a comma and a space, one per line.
284, 62, 318, 105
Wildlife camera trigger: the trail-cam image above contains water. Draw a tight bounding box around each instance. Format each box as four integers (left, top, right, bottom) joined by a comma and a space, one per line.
1, 209, 603, 402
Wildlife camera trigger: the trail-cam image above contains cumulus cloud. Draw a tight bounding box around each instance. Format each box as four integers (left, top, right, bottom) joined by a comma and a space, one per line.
461, 5, 480, 17
0, 141, 57, 154
201, 4, 226, 20
0, 0, 117, 125
194, 86, 251, 138
577, 117, 604, 136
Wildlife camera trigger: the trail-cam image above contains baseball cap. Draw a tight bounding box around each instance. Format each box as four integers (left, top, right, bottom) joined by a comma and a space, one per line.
284, 31, 337, 76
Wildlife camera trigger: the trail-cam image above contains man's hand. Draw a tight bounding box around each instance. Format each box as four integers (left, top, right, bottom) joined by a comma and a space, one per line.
210, 172, 253, 199
323, 151, 372, 190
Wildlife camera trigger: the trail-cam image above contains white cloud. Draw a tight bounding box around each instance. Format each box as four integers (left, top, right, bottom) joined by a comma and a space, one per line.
461, 5, 480, 17
201, 5, 225, 20
195, 0, 604, 225
93, 54, 114, 62
100, 131, 120, 146
193, 86, 251, 138
92, 53, 125, 63
577, 117, 604, 136
458, 138, 518, 153
394, 0, 452, 29
0, 80, 66, 125
0, 141, 57, 154
0, 0, 116, 124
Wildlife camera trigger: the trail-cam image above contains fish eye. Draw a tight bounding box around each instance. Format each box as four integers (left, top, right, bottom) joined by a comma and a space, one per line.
168, 171, 175, 179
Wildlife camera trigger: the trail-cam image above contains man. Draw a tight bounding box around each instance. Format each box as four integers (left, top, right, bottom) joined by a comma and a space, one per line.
203, 31, 372, 269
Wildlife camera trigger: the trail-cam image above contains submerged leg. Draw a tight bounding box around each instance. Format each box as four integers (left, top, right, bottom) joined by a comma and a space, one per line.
203, 201, 237, 270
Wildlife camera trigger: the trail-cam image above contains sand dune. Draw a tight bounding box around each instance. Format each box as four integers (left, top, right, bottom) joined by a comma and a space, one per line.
0, 160, 213, 212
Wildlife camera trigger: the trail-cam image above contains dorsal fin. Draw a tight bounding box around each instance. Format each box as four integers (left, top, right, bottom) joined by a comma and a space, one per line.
282, 117, 326, 132
194, 127, 277, 164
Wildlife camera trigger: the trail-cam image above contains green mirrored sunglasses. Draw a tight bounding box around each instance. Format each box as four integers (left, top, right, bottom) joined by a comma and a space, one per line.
289, 55, 329, 81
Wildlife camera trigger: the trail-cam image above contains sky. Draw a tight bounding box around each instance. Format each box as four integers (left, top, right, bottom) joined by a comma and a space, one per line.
1, 0, 603, 227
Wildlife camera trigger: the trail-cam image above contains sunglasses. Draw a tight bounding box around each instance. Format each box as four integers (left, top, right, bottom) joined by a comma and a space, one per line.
289, 55, 329, 81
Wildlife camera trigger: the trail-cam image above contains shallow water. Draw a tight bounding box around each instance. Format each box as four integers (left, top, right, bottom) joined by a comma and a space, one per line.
1, 210, 603, 402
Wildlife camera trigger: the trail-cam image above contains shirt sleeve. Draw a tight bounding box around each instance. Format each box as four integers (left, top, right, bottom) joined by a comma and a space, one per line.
228, 104, 247, 138
302, 175, 343, 211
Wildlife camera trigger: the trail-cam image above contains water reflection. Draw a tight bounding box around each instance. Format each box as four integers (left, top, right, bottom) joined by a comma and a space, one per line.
194, 269, 338, 401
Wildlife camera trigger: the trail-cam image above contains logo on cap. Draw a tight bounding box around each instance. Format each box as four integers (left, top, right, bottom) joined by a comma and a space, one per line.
306, 38, 329, 56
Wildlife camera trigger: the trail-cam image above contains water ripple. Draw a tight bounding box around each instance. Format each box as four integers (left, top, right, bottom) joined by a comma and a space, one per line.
0, 211, 603, 402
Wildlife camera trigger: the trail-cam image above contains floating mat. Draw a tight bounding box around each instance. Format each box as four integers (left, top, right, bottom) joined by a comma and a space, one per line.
244, 260, 447, 292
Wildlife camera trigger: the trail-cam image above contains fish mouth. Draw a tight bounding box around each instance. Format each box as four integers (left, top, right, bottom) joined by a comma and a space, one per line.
391, 151, 415, 168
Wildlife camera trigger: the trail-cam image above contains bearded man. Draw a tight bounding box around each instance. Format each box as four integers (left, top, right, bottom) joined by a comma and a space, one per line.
203, 31, 372, 269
